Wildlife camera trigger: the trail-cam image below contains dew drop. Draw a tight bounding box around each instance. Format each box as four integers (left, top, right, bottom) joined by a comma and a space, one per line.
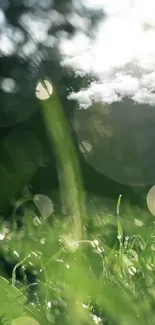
134, 219, 143, 227
40, 238, 46, 245
128, 266, 137, 276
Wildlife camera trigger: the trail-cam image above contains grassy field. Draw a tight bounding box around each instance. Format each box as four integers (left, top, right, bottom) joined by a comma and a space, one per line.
0, 81, 155, 325
1, 194, 155, 325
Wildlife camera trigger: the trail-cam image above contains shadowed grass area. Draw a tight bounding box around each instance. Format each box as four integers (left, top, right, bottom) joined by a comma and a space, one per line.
0, 130, 42, 214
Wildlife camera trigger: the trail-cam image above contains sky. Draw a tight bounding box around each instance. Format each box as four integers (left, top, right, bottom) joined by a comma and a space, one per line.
1, 0, 155, 108
60, 0, 155, 108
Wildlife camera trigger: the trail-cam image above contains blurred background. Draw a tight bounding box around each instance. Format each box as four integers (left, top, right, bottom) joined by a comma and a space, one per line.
1, 0, 155, 215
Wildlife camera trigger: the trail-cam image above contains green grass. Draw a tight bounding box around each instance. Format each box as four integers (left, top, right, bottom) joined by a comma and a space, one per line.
0, 80, 155, 325
1, 197, 155, 325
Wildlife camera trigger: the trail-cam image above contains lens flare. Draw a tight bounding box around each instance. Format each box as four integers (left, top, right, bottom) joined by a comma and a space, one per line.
147, 185, 155, 216
35, 78, 53, 100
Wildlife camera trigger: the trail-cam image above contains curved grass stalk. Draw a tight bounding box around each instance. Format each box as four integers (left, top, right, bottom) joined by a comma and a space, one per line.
38, 80, 88, 241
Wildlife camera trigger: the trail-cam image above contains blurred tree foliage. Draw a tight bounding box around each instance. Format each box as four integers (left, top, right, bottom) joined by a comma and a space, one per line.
0, 0, 103, 128
0, 0, 146, 214
0, 0, 108, 213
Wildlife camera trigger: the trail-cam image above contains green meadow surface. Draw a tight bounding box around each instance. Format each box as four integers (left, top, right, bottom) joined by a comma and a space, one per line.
0, 83, 155, 325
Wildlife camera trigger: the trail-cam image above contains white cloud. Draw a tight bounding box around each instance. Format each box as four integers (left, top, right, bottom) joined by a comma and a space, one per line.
0, 34, 16, 56
0, 9, 5, 24
83, 0, 131, 15
60, 0, 155, 107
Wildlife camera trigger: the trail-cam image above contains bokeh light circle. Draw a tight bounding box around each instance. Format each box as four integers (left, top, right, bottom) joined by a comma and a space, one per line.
35, 78, 53, 100
74, 98, 155, 186
12, 316, 40, 325
33, 194, 54, 219
147, 185, 155, 216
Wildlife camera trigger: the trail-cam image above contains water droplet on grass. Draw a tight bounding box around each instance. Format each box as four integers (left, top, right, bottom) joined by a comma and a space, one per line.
13, 250, 19, 258
134, 218, 143, 227
92, 315, 101, 324
128, 266, 137, 276
40, 238, 46, 245
33, 216, 42, 226
47, 301, 52, 308
79, 140, 92, 153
